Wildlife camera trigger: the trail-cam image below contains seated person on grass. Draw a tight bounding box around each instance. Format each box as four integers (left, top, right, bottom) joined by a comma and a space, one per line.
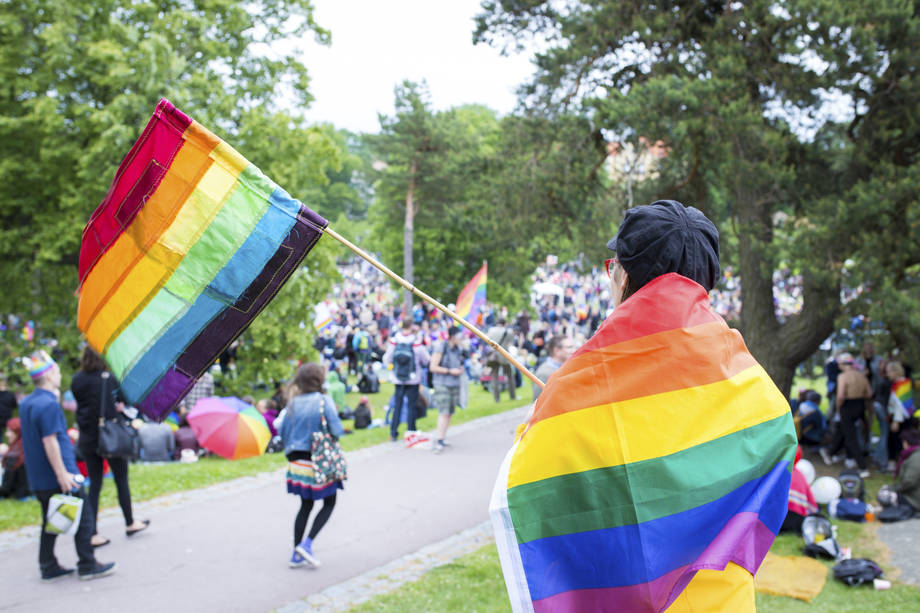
781, 445, 817, 534
892, 428, 920, 514
797, 390, 826, 447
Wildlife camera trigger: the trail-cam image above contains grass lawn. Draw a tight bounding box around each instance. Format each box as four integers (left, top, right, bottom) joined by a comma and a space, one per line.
349, 525, 920, 613
0, 379, 525, 533
350, 372, 920, 612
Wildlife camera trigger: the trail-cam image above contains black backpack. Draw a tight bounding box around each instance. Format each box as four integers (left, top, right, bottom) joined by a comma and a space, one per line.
833, 558, 883, 586
839, 469, 865, 501
393, 342, 415, 381
353, 403, 371, 429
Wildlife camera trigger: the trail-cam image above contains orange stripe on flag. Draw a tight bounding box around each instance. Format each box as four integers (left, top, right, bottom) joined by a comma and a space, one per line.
530, 321, 757, 426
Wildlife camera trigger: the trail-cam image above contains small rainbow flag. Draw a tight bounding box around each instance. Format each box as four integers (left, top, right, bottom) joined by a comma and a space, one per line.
21, 320, 34, 343
313, 301, 334, 332
77, 99, 328, 419
892, 378, 914, 417
490, 273, 796, 612
456, 262, 487, 324
164, 411, 180, 432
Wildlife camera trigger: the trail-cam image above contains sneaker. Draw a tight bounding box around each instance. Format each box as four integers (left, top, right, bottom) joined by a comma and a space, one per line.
432, 441, 446, 454
78, 562, 117, 581
289, 550, 307, 568
819, 448, 834, 465
859, 470, 871, 479
41, 566, 75, 583
844, 458, 858, 469
295, 538, 320, 568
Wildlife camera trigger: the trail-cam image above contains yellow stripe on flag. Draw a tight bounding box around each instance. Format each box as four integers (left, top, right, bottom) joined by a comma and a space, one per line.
84, 161, 239, 352
507, 365, 789, 489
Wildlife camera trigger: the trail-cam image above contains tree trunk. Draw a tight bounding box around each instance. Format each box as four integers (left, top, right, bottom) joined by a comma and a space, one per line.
402, 159, 417, 319
736, 198, 839, 397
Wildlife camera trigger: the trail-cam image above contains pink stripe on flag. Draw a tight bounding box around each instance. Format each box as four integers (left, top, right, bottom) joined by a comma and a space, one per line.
78, 99, 191, 283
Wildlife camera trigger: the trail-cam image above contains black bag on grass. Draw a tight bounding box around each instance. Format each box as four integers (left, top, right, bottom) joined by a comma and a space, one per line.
832, 558, 883, 586
878, 503, 915, 523
839, 469, 865, 501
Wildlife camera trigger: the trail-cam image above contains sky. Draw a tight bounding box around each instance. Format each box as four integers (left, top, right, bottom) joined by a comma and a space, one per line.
296, 0, 536, 134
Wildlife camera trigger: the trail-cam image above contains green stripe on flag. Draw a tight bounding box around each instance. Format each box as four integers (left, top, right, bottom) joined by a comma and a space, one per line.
165, 166, 267, 302
507, 413, 796, 544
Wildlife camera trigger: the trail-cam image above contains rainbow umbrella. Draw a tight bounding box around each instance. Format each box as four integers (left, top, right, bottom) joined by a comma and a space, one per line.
187, 397, 270, 460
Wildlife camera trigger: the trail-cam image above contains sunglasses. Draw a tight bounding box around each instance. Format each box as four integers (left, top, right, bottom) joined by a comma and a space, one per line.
604, 257, 618, 277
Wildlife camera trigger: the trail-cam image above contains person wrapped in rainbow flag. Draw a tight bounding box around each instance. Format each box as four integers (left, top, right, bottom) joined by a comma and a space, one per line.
491, 200, 797, 612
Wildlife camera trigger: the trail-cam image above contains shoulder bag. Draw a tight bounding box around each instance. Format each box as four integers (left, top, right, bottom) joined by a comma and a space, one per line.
310, 396, 348, 484
96, 372, 139, 460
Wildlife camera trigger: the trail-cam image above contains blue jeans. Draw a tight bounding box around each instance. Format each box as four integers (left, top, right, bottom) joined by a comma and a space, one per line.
390, 384, 418, 439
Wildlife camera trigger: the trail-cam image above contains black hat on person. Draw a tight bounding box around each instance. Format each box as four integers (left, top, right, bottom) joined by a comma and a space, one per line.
447, 325, 462, 337
606, 200, 720, 291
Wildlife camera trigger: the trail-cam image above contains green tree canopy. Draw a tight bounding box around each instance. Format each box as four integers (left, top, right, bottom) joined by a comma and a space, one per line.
0, 0, 344, 387
368, 80, 612, 315
475, 0, 920, 392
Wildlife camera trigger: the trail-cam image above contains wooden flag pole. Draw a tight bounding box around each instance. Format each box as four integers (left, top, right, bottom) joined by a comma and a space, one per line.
324, 226, 544, 389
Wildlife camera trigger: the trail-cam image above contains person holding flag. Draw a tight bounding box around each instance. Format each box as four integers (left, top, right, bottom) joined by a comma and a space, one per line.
490, 200, 796, 612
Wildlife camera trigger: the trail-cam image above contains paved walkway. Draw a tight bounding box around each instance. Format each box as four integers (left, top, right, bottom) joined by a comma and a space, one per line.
0, 406, 527, 613
877, 518, 920, 585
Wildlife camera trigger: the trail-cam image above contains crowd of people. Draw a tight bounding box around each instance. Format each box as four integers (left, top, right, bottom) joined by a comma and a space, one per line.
0, 204, 916, 588
789, 342, 917, 478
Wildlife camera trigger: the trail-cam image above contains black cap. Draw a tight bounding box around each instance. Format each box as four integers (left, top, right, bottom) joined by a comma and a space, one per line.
607, 200, 720, 291
447, 325, 462, 337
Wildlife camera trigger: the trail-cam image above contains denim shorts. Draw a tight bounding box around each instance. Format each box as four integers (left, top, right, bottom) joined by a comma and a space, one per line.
434, 386, 460, 415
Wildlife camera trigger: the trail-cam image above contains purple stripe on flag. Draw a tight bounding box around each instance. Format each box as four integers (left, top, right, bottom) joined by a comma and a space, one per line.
136, 206, 327, 419
138, 369, 193, 420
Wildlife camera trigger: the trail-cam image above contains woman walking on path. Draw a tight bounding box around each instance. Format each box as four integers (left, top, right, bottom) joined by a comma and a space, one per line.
71, 347, 149, 547
280, 363, 345, 569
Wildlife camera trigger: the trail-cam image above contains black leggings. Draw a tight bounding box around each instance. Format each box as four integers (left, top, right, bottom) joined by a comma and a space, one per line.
294, 495, 336, 545
82, 445, 134, 528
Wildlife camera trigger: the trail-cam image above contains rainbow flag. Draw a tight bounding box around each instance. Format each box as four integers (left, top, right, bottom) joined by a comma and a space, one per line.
456, 262, 487, 324
313, 301, 334, 332
21, 320, 34, 343
164, 411, 180, 432
490, 273, 796, 613
892, 378, 914, 417
77, 99, 327, 419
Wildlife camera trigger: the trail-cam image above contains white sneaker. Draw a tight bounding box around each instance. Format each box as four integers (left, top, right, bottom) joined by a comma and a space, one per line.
819, 448, 834, 465
844, 459, 858, 469
859, 470, 871, 479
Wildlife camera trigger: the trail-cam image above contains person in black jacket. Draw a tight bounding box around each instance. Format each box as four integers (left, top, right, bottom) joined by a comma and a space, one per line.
0, 417, 29, 499
0, 372, 17, 434
71, 348, 149, 546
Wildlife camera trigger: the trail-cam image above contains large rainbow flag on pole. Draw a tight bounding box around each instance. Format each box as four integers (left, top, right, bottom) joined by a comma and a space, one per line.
456, 262, 487, 324
77, 99, 327, 419
490, 273, 796, 612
